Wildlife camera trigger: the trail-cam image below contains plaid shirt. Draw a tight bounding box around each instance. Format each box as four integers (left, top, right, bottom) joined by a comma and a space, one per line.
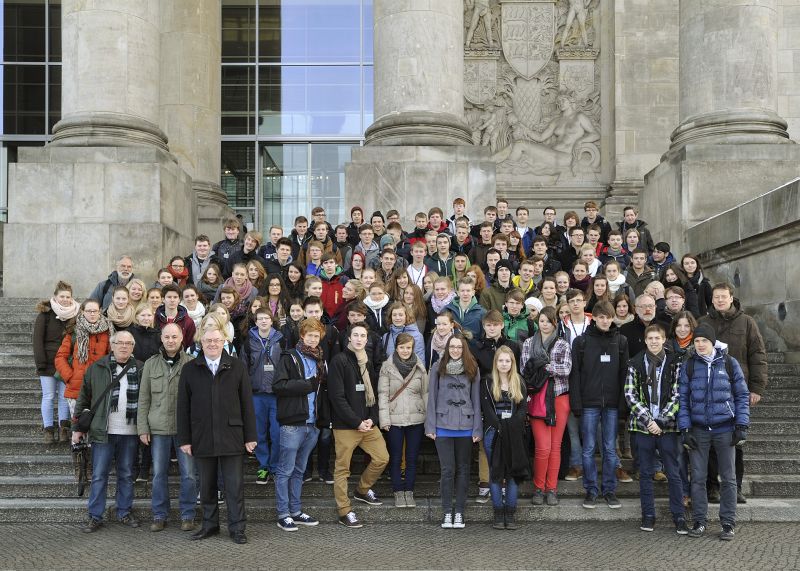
624, 355, 681, 434
521, 336, 572, 396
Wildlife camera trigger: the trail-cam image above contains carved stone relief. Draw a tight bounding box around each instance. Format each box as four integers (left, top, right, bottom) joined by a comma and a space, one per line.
464, 0, 602, 187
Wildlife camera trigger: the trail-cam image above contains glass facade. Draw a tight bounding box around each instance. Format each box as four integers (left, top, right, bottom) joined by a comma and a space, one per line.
0, 0, 372, 229
221, 0, 373, 233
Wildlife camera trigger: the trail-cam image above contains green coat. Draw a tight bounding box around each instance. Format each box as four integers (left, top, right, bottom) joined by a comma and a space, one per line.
138, 351, 194, 436
72, 355, 143, 444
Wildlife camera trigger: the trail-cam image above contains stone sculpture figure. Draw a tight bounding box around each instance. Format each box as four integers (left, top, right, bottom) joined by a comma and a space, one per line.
491, 90, 599, 176
561, 0, 591, 48
465, 0, 494, 49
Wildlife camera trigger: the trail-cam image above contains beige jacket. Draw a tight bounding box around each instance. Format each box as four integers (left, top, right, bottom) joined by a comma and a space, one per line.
378, 357, 428, 428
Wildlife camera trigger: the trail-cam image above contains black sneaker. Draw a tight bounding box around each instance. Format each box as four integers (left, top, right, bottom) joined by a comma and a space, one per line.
339, 511, 363, 528
604, 493, 622, 509
217, 491, 225, 505
320, 472, 334, 484
707, 488, 720, 503
303, 472, 313, 483
582, 492, 597, 509
276, 517, 298, 532
640, 516, 655, 532
353, 489, 382, 506
688, 522, 706, 538
82, 518, 102, 533
292, 512, 319, 526
737, 490, 747, 504
720, 523, 735, 541
675, 519, 689, 535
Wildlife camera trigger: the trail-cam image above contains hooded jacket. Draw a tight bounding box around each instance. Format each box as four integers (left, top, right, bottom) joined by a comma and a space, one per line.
33, 302, 72, 376
55, 330, 111, 399
212, 238, 243, 279
327, 347, 380, 429
699, 299, 768, 395
624, 265, 658, 298
382, 323, 426, 364
678, 345, 750, 432
272, 348, 329, 427
319, 267, 346, 317
138, 350, 194, 436
479, 280, 514, 313
503, 308, 536, 345
569, 322, 629, 415
155, 305, 197, 350
470, 335, 521, 376
424, 365, 482, 438
89, 271, 134, 310
240, 327, 284, 394
445, 297, 487, 339
377, 356, 428, 428
618, 219, 654, 253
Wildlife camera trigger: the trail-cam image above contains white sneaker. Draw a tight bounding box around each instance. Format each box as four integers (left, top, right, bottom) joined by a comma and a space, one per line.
476, 487, 490, 504
441, 513, 453, 529
453, 512, 465, 529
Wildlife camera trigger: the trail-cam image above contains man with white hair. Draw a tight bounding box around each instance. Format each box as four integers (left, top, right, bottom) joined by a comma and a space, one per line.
89, 255, 135, 309
72, 330, 143, 533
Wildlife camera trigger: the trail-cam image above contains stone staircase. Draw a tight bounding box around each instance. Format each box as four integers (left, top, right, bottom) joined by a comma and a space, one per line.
0, 297, 798, 524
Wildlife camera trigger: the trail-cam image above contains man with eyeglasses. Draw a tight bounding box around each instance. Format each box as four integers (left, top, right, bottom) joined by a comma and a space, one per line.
655, 287, 693, 329
560, 227, 586, 271
72, 330, 143, 533
177, 325, 257, 544
89, 255, 135, 310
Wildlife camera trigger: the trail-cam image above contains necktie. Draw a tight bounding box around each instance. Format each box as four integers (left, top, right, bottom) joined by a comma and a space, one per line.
210, 362, 217, 376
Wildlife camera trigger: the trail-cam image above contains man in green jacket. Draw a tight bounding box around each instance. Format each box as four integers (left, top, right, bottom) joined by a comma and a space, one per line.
138, 323, 197, 532
72, 330, 142, 533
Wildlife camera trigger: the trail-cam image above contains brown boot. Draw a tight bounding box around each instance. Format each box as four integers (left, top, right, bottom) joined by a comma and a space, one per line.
43, 427, 55, 445
58, 420, 71, 443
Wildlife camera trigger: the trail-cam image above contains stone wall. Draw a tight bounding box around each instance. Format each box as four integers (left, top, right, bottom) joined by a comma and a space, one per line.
779, 0, 800, 140
688, 178, 800, 354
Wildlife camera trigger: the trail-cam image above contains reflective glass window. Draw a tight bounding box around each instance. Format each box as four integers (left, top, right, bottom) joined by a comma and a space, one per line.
222, 65, 256, 135
48, 0, 60, 62
47, 63, 59, 131
2, 0, 46, 62
3, 64, 46, 134
222, 141, 257, 208
222, 0, 256, 62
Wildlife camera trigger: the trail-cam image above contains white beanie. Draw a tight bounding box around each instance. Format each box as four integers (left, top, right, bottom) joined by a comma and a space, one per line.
525, 297, 544, 313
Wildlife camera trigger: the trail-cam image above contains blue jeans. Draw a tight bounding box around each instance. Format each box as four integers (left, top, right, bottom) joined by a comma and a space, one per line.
253, 393, 281, 472
385, 424, 424, 492
580, 408, 618, 496
567, 412, 582, 467
40, 376, 69, 427
275, 424, 319, 519
690, 428, 737, 527
87, 434, 138, 521
150, 434, 197, 521
635, 432, 683, 521
483, 427, 519, 509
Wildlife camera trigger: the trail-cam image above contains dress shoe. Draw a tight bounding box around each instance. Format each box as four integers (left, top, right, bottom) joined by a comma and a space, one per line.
191, 526, 220, 541
231, 530, 247, 544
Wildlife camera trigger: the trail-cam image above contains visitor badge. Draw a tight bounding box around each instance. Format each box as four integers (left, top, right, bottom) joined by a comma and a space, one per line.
600, 354, 611, 363
500, 411, 512, 420
224, 253, 229, 258
264, 364, 274, 372
355, 383, 366, 392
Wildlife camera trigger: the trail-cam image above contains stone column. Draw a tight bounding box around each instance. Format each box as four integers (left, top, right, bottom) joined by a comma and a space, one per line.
51, 0, 168, 149
670, 0, 789, 150
160, 0, 231, 239
365, 0, 472, 146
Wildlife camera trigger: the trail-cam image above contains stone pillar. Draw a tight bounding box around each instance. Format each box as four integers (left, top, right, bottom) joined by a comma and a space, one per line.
51, 1, 167, 149
160, 0, 231, 240
2, 0, 195, 298
365, 0, 472, 146
346, 0, 494, 222
671, 0, 789, 149
640, 0, 800, 256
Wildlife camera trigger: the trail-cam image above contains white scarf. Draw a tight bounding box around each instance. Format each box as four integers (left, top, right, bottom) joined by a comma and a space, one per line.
50, 298, 80, 321
182, 302, 206, 327
607, 274, 627, 294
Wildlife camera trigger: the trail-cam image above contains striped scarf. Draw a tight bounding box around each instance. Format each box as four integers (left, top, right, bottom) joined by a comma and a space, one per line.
108, 355, 139, 425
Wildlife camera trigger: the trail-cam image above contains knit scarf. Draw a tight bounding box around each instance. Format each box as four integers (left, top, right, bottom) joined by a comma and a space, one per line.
106, 303, 135, 328
74, 313, 112, 363
531, 331, 557, 369
168, 265, 189, 287
605, 246, 625, 258
297, 340, 326, 386
431, 291, 456, 314
570, 275, 591, 292
446, 358, 464, 376
676, 333, 693, 349
644, 350, 666, 407
223, 277, 256, 304
364, 294, 390, 311
182, 301, 206, 327
50, 298, 80, 321
392, 351, 417, 379
108, 355, 139, 425
430, 330, 452, 357
613, 314, 634, 328
607, 274, 627, 294
347, 342, 375, 406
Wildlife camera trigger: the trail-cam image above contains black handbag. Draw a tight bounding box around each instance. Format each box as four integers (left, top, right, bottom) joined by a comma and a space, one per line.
75, 363, 131, 433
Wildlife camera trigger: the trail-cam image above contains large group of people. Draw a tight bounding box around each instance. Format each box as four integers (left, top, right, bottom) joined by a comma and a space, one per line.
31, 198, 766, 544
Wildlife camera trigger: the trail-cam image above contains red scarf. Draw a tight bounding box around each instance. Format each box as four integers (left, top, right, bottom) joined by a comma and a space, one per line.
168, 266, 189, 287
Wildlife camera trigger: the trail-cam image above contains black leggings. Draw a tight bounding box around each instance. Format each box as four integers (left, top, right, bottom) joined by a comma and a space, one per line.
435, 436, 472, 514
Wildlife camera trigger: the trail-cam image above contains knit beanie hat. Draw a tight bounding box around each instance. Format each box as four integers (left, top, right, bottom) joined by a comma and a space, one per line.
693, 323, 716, 345
525, 297, 544, 313
495, 259, 514, 274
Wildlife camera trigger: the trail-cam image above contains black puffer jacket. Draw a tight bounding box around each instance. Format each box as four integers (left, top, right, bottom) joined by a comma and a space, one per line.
130, 324, 162, 362
569, 323, 629, 415
33, 303, 71, 376
327, 348, 379, 429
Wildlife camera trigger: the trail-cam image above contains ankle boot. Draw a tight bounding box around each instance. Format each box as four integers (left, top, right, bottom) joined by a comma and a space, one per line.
492, 508, 505, 530
43, 426, 55, 445
58, 420, 71, 443
505, 507, 518, 530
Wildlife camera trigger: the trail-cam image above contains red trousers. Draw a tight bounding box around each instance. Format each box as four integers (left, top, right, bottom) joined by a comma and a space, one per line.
531, 394, 570, 491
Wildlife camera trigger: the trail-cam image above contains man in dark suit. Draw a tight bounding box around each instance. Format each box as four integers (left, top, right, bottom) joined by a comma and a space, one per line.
177, 324, 257, 544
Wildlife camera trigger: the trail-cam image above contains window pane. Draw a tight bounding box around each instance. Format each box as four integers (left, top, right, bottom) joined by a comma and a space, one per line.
363, 0, 373, 64
3, 64, 46, 134
48, 64, 60, 132
49, 0, 61, 62
363, 64, 373, 130
258, 65, 361, 136
309, 143, 351, 225
222, 0, 256, 63
2, 0, 46, 62
221, 141, 256, 208
261, 143, 309, 230
221, 65, 256, 135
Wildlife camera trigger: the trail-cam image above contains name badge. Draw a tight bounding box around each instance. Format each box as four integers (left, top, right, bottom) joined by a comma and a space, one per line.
600, 354, 611, 363
500, 411, 512, 420
223, 253, 229, 258
355, 383, 366, 392
263, 364, 274, 372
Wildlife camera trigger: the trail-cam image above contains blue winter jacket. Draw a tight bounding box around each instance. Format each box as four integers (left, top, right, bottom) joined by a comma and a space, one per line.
382, 323, 426, 364
240, 327, 284, 394
677, 345, 750, 433
446, 297, 487, 340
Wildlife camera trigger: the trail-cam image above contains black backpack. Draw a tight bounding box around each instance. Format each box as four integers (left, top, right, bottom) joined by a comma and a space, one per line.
684, 353, 735, 383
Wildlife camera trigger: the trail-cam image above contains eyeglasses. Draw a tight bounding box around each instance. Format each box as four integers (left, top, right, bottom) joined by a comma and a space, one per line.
171, 263, 185, 269
666, 296, 683, 301
203, 339, 224, 345
637, 304, 656, 310
84, 309, 100, 314
112, 341, 134, 347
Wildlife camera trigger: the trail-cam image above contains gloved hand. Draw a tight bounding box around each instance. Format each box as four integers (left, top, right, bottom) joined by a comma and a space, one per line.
681, 430, 697, 451
732, 425, 748, 447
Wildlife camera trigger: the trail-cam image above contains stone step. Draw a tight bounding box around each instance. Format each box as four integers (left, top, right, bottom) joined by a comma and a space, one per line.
1, 497, 798, 525
749, 419, 800, 435
0, 333, 32, 343
763, 376, 800, 390
743, 456, 800, 474
0, 355, 36, 367
0, 298, 44, 306
766, 353, 786, 364
0, 344, 35, 355
765, 364, 800, 376
761, 390, 800, 403
0, 389, 41, 404
0, 377, 40, 390
745, 435, 800, 455
0, 323, 35, 334
748, 475, 800, 497
750, 403, 800, 419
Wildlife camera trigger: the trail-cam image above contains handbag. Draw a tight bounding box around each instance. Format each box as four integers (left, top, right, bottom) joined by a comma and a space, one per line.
389, 369, 417, 403
75, 363, 132, 433
528, 378, 549, 419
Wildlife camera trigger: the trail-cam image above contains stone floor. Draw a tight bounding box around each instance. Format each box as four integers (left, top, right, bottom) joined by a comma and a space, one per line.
2, 521, 798, 570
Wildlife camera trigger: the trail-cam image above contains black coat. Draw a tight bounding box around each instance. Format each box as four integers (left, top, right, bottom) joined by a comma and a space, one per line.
273, 349, 331, 427
33, 305, 70, 376
130, 324, 162, 362
212, 238, 243, 279
469, 336, 521, 376
480, 376, 530, 484
619, 318, 648, 360
327, 348, 379, 429
176, 352, 257, 457
569, 323, 629, 415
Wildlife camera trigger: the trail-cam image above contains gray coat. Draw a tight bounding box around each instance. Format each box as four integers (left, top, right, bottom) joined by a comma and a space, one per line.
424, 365, 482, 439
